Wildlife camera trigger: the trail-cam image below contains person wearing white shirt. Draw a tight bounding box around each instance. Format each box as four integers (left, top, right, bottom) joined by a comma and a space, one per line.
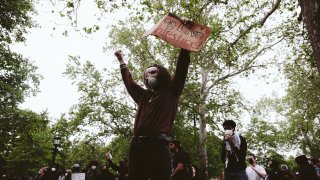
246, 154, 267, 180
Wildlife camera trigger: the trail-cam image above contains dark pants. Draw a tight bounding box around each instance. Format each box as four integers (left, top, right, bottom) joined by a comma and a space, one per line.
224, 169, 248, 180
129, 139, 171, 180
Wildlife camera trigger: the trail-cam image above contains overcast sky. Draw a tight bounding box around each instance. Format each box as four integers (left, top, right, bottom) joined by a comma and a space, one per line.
13, 1, 286, 120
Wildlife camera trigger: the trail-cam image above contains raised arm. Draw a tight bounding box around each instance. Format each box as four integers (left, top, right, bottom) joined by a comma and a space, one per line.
114, 50, 145, 103
171, 48, 190, 96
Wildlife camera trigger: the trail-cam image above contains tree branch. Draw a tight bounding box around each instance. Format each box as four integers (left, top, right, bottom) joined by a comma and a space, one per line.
205, 37, 284, 95
231, 0, 281, 46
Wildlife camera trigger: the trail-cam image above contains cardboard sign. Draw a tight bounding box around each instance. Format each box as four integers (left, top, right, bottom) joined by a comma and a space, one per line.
142, 13, 211, 52
71, 173, 85, 180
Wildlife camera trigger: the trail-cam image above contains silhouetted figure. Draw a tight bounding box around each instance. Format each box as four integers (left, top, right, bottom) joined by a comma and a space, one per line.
113, 33, 191, 179
220, 120, 248, 180
105, 152, 128, 180
86, 160, 100, 180
190, 163, 199, 180
169, 140, 192, 180
310, 158, 320, 178
295, 155, 318, 180
99, 164, 115, 180
266, 159, 286, 180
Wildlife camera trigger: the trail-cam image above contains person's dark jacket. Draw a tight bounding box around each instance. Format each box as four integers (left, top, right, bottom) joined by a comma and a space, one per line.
107, 159, 128, 180
295, 155, 318, 180
120, 49, 190, 136
220, 135, 247, 172
99, 170, 115, 180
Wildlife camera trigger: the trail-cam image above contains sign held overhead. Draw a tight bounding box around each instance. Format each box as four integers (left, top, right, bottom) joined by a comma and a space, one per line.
142, 13, 211, 52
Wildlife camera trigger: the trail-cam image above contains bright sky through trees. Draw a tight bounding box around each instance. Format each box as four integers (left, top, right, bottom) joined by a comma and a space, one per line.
13, 1, 286, 120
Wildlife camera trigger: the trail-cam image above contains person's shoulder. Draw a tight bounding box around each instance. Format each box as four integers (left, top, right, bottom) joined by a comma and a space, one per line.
239, 135, 247, 141
239, 134, 246, 138
255, 164, 266, 170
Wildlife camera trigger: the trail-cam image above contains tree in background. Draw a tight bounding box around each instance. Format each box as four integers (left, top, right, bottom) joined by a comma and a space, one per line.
298, 0, 320, 74
58, 0, 297, 179
0, 0, 53, 176
247, 4, 320, 158
281, 52, 320, 158
50, 0, 318, 179
1, 110, 52, 175
106, 1, 285, 179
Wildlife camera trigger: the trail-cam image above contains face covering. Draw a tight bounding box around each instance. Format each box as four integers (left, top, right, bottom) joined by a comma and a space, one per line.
145, 66, 159, 89
91, 166, 96, 170
147, 76, 157, 88
224, 129, 233, 136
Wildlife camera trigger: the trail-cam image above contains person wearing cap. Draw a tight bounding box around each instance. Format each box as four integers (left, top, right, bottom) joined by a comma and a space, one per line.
220, 120, 248, 180
169, 140, 192, 180
72, 164, 81, 173
71, 163, 86, 180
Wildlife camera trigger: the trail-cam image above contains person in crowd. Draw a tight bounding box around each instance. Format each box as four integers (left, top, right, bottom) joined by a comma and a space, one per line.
245, 154, 267, 180
294, 155, 318, 180
310, 158, 320, 178
86, 160, 100, 180
105, 152, 129, 180
100, 164, 115, 180
266, 159, 286, 180
37, 167, 48, 180
113, 18, 192, 179
65, 169, 72, 180
190, 163, 200, 180
72, 164, 82, 173
82, 165, 88, 174
70, 164, 86, 180
39, 167, 58, 180
58, 168, 66, 180
169, 140, 192, 180
220, 120, 248, 180
280, 164, 294, 180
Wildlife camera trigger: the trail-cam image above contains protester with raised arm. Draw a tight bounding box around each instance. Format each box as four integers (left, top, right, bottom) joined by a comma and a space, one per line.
114, 45, 190, 180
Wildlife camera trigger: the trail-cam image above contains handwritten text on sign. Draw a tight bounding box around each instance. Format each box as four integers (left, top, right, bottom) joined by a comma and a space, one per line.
142, 14, 211, 52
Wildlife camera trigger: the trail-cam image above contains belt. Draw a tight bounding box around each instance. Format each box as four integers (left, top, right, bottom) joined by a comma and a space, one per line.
131, 134, 172, 143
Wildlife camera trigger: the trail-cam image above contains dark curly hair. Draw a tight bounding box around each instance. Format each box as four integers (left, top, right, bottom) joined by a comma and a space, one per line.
222, 120, 236, 128
144, 64, 172, 91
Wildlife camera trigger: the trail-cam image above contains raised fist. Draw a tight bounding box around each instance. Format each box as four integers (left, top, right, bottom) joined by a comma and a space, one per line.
114, 50, 124, 62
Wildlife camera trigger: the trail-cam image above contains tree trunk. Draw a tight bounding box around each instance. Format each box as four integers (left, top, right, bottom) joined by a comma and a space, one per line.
199, 102, 208, 180
198, 71, 209, 180
299, 0, 320, 73
300, 123, 318, 158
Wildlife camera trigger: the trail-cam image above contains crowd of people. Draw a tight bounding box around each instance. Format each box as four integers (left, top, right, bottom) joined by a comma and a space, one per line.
31, 155, 129, 180
220, 119, 320, 180
2, 129, 319, 180
5, 118, 318, 180
3, 142, 197, 180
